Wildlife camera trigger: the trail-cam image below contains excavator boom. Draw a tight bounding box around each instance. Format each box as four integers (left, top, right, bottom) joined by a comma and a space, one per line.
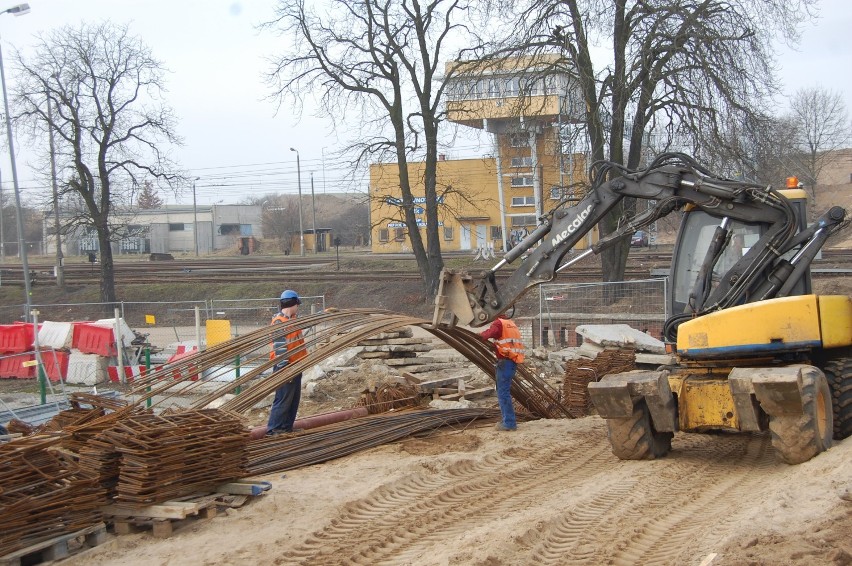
433, 153, 846, 328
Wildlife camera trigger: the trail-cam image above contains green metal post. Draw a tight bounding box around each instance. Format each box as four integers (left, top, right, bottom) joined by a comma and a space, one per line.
38, 364, 46, 405
234, 354, 241, 395
145, 347, 152, 408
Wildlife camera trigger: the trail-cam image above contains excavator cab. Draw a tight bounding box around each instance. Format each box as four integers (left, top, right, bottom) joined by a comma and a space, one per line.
668, 186, 812, 321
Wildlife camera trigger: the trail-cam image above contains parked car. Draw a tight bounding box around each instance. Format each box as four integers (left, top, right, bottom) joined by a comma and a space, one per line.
630, 230, 649, 247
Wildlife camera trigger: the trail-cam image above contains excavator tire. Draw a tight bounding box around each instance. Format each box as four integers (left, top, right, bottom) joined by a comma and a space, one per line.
605, 398, 673, 460
823, 357, 852, 440
768, 369, 833, 464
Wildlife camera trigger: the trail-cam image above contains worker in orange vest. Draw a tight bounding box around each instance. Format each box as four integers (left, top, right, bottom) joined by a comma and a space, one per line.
480, 313, 525, 431
267, 290, 308, 435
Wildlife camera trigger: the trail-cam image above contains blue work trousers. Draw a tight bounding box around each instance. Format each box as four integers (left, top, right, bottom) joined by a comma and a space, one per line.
495, 358, 517, 429
267, 369, 303, 433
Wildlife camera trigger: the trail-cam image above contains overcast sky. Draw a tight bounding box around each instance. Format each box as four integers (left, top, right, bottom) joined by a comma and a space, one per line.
0, 0, 849, 207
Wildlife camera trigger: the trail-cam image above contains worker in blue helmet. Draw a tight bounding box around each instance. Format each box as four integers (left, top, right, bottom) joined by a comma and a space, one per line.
266, 290, 307, 435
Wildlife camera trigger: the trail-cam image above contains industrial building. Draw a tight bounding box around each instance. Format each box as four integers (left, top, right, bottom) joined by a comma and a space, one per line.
42, 204, 263, 257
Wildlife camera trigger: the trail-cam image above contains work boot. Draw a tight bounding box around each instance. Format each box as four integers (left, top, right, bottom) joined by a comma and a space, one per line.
495, 422, 516, 432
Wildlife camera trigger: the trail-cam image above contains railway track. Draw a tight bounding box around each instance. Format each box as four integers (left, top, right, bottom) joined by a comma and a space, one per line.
1, 249, 850, 286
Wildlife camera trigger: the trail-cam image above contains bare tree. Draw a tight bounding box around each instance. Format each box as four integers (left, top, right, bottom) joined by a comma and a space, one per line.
263, 0, 482, 295
14, 21, 183, 305
502, 0, 817, 283
786, 86, 851, 192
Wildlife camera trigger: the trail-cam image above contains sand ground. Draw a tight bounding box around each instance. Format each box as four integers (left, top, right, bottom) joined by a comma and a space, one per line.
61, 415, 851, 566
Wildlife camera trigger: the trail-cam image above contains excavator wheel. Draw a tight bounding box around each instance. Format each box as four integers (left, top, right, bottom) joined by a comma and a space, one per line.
822, 357, 852, 440
768, 369, 833, 464
605, 398, 673, 460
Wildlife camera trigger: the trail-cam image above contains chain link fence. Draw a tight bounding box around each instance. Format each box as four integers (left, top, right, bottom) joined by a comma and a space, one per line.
535, 279, 668, 348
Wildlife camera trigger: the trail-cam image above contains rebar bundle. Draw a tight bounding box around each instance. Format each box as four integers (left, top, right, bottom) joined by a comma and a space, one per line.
99, 409, 248, 504
359, 382, 421, 414
113, 309, 571, 420
0, 435, 104, 556
245, 408, 501, 475
562, 350, 636, 417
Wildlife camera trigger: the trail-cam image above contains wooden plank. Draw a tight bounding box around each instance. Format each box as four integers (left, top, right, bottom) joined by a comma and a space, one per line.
441, 386, 495, 401
402, 363, 463, 373
358, 337, 428, 346
402, 372, 423, 385
0, 523, 107, 565
417, 377, 462, 391
103, 501, 202, 520
152, 519, 172, 538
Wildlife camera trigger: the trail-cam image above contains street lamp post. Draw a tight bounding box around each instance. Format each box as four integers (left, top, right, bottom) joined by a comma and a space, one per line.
289, 147, 305, 257
0, 3, 32, 319
192, 177, 200, 256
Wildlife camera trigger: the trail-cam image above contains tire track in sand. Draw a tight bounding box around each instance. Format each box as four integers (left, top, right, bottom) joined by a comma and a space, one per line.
510, 433, 771, 566
285, 432, 612, 565
605, 433, 775, 565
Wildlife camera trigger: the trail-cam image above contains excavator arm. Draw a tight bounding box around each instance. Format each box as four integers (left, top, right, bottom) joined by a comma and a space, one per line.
433, 153, 846, 328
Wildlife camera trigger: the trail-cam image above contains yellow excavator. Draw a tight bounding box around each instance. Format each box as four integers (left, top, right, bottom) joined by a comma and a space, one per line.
433, 152, 850, 464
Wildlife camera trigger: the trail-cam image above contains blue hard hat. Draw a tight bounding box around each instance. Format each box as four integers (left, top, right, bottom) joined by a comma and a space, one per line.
280, 290, 301, 304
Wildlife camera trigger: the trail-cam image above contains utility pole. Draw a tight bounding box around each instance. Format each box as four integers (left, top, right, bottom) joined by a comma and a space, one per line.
47, 94, 63, 287
290, 148, 305, 256
310, 172, 318, 253
192, 177, 200, 256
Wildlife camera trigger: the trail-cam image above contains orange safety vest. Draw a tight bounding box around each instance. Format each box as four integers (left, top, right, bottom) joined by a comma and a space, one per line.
269, 313, 308, 364
495, 319, 525, 364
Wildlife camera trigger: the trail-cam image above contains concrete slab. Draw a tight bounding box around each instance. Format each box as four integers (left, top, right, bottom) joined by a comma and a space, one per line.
575, 324, 666, 354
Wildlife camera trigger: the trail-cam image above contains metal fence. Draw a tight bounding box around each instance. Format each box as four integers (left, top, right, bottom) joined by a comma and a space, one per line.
535, 279, 668, 348
0, 296, 326, 352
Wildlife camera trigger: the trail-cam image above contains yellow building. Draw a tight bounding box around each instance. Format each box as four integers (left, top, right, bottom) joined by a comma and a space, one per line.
369, 55, 593, 254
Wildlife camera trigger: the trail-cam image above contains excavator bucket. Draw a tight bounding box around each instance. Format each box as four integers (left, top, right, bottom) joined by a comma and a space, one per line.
432, 269, 475, 328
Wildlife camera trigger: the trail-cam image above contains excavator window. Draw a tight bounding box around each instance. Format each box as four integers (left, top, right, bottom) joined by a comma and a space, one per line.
670, 213, 762, 316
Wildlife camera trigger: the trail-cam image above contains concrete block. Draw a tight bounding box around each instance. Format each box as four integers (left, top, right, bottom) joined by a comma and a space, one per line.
37, 321, 74, 349
66, 351, 108, 385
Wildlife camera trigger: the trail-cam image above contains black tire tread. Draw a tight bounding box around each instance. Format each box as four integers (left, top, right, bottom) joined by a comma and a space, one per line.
605, 399, 672, 460
768, 369, 833, 464
823, 357, 852, 441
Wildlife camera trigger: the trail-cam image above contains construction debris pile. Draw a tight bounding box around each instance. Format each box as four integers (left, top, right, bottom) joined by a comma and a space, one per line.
0, 309, 574, 560
356, 328, 461, 375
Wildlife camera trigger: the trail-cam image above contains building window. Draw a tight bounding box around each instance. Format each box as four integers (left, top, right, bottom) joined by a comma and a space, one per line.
378, 228, 389, 242
504, 77, 519, 97
394, 228, 405, 241
508, 133, 525, 148
510, 176, 534, 187
511, 196, 536, 207
490, 225, 502, 240
510, 156, 533, 168
444, 226, 454, 240
169, 223, 186, 231
487, 78, 500, 98
549, 187, 563, 200
510, 215, 537, 227
219, 224, 241, 236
